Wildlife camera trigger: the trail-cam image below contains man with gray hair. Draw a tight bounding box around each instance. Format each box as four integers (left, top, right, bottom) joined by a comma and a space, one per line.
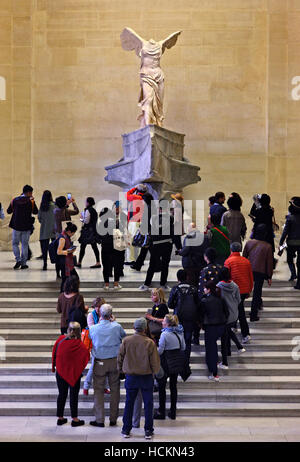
88, 304, 126, 427
118, 317, 160, 439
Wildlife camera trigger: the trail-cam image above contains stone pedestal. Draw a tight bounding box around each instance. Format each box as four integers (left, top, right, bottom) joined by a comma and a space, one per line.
104, 125, 200, 199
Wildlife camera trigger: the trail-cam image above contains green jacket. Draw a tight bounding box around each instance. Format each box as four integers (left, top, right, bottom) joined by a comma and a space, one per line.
210, 225, 230, 258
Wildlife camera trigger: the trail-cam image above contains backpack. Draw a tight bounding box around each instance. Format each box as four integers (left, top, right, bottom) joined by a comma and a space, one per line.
174, 284, 199, 323
48, 234, 63, 264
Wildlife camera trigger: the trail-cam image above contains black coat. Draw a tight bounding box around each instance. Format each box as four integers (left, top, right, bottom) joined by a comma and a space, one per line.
7, 195, 38, 231
180, 232, 209, 269
200, 294, 228, 326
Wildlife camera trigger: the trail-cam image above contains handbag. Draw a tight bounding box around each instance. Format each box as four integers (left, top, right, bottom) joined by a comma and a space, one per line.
163, 332, 186, 375
147, 309, 162, 337
113, 228, 129, 251
132, 229, 152, 248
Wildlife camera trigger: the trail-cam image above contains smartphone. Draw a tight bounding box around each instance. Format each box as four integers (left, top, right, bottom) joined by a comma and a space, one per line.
68, 245, 77, 253
67, 193, 72, 200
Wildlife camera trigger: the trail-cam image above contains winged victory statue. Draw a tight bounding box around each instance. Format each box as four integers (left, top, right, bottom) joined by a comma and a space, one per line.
120, 27, 181, 128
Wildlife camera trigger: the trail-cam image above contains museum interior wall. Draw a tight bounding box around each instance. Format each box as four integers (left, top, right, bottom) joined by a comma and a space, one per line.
0, 0, 299, 246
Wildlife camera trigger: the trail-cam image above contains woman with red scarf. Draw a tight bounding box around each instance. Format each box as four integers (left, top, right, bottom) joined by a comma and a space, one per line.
52, 322, 90, 426
57, 222, 78, 292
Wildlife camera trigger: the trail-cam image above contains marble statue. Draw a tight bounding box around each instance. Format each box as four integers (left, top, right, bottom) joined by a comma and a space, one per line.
120, 27, 181, 128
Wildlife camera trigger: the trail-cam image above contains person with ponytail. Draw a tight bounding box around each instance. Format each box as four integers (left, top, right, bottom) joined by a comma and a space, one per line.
154, 314, 186, 421
199, 280, 229, 382
57, 221, 78, 293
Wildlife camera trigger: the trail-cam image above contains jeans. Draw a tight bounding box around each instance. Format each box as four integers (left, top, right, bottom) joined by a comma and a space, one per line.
204, 324, 226, 376
145, 242, 173, 287
251, 272, 265, 319
56, 372, 81, 418
132, 389, 143, 427
79, 242, 100, 264
122, 374, 154, 433
238, 294, 250, 337
157, 372, 178, 417
84, 356, 95, 389
12, 229, 31, 266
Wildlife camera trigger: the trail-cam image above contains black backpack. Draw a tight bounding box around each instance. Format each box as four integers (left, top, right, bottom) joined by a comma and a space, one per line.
48, 235, 63, 264
174, 284, 199, 323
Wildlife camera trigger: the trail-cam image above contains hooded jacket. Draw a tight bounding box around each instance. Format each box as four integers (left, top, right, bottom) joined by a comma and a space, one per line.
179, 231, 209, 269
158, 325, 186, 355
216, 280, 241, 324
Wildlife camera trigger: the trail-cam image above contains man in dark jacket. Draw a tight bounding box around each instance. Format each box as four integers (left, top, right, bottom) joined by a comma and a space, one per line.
179, 223, 210, 287
168, 269, 200, 364
7, 185, 38, 270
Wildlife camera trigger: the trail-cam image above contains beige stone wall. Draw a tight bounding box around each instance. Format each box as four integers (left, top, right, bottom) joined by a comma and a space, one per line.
0, 0, 299, 245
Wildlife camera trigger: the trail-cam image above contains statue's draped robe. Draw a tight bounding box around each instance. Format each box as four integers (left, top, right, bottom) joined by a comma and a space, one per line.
138, 42, 164, 127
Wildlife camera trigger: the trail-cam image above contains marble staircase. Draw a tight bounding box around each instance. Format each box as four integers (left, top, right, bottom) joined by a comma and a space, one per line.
0, 278, 300, 417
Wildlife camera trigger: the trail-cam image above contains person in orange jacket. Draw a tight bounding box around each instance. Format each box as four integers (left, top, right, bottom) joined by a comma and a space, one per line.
126, 184, 147, 265
225, 242, 253, 344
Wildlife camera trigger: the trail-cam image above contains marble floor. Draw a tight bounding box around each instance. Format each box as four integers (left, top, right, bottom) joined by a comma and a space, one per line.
0, 241, 298, 442
1, 416, 300, 442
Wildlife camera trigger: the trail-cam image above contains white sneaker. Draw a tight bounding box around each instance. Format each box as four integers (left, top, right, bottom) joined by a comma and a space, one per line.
160, 285, 171, 291
103, 286, 110, 291
208, 375, 220, 382
121, 431, 131, 438
242, 335, 251, 344
113, 284, 122, 291
139, 284, 150, 291
218, 362, 229, 370
238, 348, 246, 354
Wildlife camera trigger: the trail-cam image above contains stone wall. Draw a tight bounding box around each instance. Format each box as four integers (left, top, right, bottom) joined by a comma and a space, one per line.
0, 0, 299, 246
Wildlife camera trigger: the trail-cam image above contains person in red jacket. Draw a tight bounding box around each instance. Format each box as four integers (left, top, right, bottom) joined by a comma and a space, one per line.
52, 322, 90, 427
225, 242, 253, 344
126, 184, 147, 264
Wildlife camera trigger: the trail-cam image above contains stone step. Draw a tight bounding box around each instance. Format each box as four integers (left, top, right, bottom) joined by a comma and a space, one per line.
0, 278, 292, 289
1, 388, 300, 403
3, 338, 296, 352
2, 306, 300, 318
1, 401, 300, 417
2, 374, 300, 390
0, 363, 299, 376
0, 351, 297, 364
2, 327, 299, 340
2, 317, 300, 330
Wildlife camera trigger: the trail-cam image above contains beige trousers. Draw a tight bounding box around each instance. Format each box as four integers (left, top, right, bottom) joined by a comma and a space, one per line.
93, 357, 120, 424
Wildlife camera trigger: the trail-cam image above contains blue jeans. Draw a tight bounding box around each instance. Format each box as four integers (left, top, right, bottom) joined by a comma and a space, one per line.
12, 229, 31, 265
84, 356, 95, 390
122, 374, 154, 433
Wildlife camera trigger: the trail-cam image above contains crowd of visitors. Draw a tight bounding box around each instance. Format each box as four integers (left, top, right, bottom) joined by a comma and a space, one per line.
3, 184, 300, 437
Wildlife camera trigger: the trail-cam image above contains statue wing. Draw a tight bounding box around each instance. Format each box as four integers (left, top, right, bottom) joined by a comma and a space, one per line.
160, 31, 181, 54
120, 27, 145, 57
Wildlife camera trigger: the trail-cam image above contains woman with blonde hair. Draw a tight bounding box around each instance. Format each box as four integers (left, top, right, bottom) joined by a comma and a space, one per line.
146, 288, 169, 342
154, 314, 186, 421
52, 322, 89, 427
